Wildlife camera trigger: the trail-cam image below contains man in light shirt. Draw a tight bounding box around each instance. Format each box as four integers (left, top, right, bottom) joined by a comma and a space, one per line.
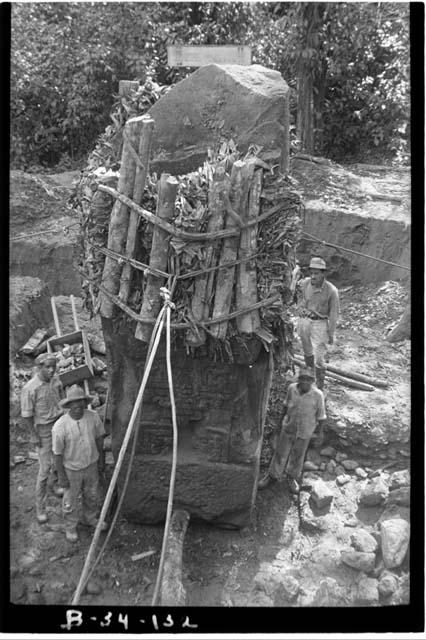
52, 384, 107, 542
297, 256, 340, 390
20, 353, 65, 523
258, 368, 326, 494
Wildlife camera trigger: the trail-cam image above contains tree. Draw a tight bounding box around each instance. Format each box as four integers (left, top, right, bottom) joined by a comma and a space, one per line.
10, 2, 410, 168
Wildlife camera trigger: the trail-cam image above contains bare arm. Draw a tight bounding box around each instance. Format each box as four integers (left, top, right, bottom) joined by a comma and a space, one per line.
96, 437, 104, 472
53, 454, 69, 488
21, 416, 41, 448
327, 288, 340, 340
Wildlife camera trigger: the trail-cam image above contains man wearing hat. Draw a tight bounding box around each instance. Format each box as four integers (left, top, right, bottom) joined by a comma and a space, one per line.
258, 367, 326, 493
21, 353, 65, 523
52, 384, 106, 542
297, 256, 340, 390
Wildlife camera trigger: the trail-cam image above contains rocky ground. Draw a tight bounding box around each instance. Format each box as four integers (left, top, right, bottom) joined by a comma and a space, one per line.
9, 163, 410, 608
9, 280, 410, 607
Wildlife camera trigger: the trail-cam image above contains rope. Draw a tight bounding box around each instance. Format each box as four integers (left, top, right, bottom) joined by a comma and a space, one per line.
151, 291, 179, 606
10, 220, 80, 242
98, 184, 294, 241
77, 269, 282, 329
71, 302, 168, 599
301, 230, 410, 271
87, 240, 263, 281
71, 297, 169, 605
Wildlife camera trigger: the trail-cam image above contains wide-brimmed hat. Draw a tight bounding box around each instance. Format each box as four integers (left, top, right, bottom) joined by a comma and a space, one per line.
60, 384, 93, 408
298, 367, 315, 381
309, 257, 326, 270
35, 353, 57, 366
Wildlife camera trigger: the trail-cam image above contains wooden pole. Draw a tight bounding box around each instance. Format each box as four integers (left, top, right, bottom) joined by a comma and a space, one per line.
160, 509, 190, 606
70, 295, 80, 331
209, 160, 248, 340
293, 356, 375, 391
119, 115, 155, 303
135, 174, 178, 342
293, 353, 389, 388
236, 162, 261, 334
71, 309, 166, 605
99, 116, 145, 318
50, 297, 61, 337
186, 164, 229, 347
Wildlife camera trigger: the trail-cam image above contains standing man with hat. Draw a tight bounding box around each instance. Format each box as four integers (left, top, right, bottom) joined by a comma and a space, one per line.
297, 256, 340, 390
258, 367, 326, 493
52, 384, 107, 542
21, 352, 65, 523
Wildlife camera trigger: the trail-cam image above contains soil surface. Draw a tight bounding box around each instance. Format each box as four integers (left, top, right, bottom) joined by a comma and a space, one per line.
10, 282, 410, 607
9, 163, 410, 608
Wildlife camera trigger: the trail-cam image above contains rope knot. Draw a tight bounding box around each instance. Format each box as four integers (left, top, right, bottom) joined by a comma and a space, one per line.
160, 287, 176, 309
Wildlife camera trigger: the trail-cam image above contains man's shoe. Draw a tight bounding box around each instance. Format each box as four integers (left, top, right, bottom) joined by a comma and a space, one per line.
65, 530, 79, 543
287, 478, 300, 494
36, 512, 48, 524
258, 474, 276, 490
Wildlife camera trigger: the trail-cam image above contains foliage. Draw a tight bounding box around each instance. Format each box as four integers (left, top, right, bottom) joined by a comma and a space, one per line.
11, 2, 410, 168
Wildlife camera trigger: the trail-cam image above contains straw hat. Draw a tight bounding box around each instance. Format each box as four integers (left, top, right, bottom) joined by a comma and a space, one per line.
60, 384, 93, 408
309, 257, 326, 270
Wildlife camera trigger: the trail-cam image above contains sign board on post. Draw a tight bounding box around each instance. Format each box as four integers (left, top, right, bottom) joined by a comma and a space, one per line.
167, 45, 252, 67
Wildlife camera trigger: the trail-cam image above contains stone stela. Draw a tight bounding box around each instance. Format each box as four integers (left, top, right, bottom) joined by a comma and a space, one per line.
167, 45, 252, 67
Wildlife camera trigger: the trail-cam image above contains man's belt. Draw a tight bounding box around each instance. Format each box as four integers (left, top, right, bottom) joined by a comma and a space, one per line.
300, 310, 327, 321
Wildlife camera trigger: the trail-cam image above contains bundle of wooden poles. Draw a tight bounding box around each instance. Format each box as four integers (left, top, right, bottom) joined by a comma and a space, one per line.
76, 106, 302, 357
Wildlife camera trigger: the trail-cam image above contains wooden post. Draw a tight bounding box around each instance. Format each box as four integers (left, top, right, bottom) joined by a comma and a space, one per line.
119, 115, 155, 303
50, 297, 61, 337
135, 174, 178, 342
209, 160, 249, 340
236, 162, 261, 334
99, 116, 145, 318
186, 164, 229, 347
119, 80, 139, 96
160, 509, 190, 606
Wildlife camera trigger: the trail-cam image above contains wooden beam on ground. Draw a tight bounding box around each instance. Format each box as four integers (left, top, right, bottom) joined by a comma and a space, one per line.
294, 353, 389, 388
293, 357, 375, 391
99, 116, 145, 318
135, 174, 178, 342
119, 115, 155, 304
160, 509, 190, 606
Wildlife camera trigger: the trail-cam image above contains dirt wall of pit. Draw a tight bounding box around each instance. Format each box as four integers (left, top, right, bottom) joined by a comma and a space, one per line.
298, 206, 410, 286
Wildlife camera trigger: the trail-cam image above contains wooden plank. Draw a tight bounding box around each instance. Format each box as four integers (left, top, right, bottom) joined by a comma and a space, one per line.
160, 509, 190, 606
119, 115, 155, 303
70, 295, 80, 331
135, 174, 178, 342
186, 163, 229, 347
209, 160, 248, 340
236, 163, 261, 334
167, 45, 251, 67
99, 116, 145, 318
50, 297, 61, 336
